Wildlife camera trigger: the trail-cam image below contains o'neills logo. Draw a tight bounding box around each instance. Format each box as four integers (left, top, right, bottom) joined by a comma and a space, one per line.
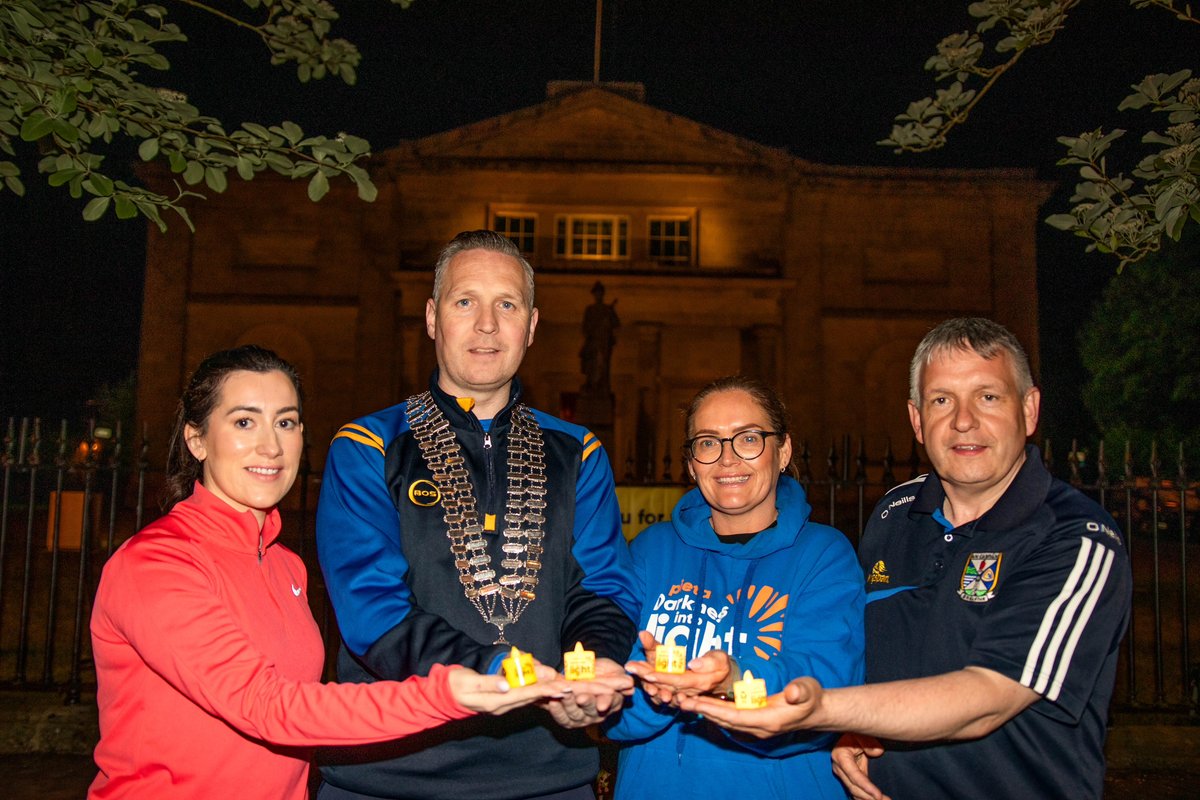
408, 479, 441, 507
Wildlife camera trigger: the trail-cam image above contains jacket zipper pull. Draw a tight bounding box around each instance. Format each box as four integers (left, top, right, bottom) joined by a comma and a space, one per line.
258, 531, 263, 564
484, 432, 492, 449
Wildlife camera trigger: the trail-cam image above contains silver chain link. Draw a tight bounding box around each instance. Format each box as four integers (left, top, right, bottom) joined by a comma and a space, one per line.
406, 392, 546, 644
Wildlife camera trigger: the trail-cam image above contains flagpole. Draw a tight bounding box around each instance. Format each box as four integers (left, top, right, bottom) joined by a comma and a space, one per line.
592, 0, 602, 83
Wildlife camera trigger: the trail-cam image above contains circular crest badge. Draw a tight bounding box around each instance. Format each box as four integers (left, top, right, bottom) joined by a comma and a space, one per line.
407, 479, 441, 507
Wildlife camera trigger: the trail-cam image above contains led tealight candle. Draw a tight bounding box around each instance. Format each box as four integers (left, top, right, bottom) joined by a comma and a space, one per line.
732, 669, 767, 709
501, 646, 537, 688
654, 635, 687, 674
563, 641, 596, 681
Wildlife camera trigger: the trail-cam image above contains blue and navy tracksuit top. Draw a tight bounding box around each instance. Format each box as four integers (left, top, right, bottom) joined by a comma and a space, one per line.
315, 374, 638, 800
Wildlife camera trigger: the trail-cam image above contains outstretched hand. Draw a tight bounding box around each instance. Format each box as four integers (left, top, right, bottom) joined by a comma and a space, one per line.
544, 657, 633, 729
625, 631, 734, 706
677, 676, 826, 738
447, 664, 571, 716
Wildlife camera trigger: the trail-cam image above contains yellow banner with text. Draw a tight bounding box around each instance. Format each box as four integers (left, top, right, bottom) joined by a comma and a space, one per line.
615, 485, 687, 542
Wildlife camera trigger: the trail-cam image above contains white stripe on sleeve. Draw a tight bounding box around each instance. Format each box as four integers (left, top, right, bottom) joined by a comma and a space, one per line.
1020, 539, 1093, 687
1020, 538, 1115, 698
1045, 547, 1114, 701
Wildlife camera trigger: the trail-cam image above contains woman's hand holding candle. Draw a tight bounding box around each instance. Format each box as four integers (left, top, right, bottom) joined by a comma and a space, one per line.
625, 632, 736, 706
501, 646, 538, 688
447, 664, 571, 716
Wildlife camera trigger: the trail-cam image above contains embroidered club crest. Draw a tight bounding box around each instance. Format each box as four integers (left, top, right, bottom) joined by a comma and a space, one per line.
958, 552, 1002, 603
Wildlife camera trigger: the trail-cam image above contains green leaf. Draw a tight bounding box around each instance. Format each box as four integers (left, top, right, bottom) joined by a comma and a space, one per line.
1164, 206, 1185, 240
86, 114, 109, 138
83, 173, 114, 196
1045, 214, 1077, 231
170, 205, 194, 234
19, 113, 54, 142
138, 139, 159, 160
307, 170, 330, 202
147, 204, 170, 233
50, 119, 80, 143
341, 134, 370, 156
242, 122, 272, 141
48, 168, 83, 187
8, 6, 34, 40
263, 152, 293, 173
114, 195, 138, 219
235, 157, 255, 180
57, 90, 78, 116
281, 121, 304, 144
355, 175, 378, 203
182, 161, 204, 185
204, 166, 228, 193
82, 196, 110, 221
4, 175, 25, 195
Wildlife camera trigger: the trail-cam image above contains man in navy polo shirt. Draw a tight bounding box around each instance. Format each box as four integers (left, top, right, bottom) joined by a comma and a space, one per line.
682, 317, 1131, 800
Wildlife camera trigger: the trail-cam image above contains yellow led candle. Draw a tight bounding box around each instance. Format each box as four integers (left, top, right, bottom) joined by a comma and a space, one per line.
563, 641, 596, 681
654, 634, 687, 674
732, 670, 767, 709
501, 646, 537, 687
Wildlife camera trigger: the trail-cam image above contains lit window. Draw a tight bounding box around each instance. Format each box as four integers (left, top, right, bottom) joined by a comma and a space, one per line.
648, 217, 692, 264
493, 214, 537, 256
555, 214, 629, 261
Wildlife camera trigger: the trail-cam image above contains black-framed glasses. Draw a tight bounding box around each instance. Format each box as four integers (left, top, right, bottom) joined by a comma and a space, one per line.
684, 430, 781, 464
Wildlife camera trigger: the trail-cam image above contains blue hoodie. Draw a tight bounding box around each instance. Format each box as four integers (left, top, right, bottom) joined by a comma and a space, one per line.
606, 477, 864, 799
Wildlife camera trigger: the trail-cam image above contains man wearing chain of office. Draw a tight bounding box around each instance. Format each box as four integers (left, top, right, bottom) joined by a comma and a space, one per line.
316, 230, 639, 800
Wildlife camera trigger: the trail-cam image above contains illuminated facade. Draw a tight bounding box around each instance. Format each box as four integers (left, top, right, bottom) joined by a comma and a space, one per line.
136, 83, 1048, 479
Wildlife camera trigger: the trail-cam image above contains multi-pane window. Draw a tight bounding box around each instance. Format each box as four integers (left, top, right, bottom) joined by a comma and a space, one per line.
493, 214, 537, 256
555, 215, 629, 260
648, 217, 692, 264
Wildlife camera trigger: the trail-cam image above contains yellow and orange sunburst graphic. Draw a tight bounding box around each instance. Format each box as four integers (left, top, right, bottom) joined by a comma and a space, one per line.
725, 585, 788, 659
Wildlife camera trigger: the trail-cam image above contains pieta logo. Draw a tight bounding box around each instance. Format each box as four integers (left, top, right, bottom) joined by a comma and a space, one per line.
408, 479, 441, 507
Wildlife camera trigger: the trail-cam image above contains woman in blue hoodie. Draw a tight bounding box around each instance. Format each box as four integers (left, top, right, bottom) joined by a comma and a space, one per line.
606, 376, 864, 799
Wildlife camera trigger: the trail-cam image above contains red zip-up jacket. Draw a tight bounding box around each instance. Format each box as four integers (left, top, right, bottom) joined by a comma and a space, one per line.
89, 483, 472, 799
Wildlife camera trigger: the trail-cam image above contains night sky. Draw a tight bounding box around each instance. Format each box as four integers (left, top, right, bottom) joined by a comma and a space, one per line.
0, 0, 1192, 438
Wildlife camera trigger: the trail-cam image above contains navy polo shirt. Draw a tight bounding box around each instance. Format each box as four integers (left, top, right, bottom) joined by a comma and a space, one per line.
860, 445, 1131, 800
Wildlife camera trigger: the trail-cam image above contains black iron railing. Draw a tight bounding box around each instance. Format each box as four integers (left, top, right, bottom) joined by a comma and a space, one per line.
1, 418, 1194, 711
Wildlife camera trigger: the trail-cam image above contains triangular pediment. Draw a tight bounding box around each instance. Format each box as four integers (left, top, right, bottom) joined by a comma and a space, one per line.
383, 84, 802, 173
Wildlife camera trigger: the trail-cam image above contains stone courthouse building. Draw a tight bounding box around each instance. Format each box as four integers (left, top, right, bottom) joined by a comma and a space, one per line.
136, 82, 1048, 481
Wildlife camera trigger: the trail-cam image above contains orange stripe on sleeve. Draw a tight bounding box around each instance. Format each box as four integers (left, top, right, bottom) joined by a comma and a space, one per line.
332, 430, 385, 455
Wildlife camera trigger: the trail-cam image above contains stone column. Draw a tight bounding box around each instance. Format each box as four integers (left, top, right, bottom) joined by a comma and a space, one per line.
134, 221, 193, 481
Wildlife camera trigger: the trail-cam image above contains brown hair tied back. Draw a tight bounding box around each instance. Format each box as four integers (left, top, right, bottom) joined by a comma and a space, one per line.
684, 375, 797, 480
163, 345, 302, 511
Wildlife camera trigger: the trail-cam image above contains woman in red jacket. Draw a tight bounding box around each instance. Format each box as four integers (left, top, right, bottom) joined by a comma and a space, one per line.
89, 345, 566, 799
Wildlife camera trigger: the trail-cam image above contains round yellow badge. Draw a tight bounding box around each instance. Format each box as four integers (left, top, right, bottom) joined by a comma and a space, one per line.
407, 479, 441, 507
